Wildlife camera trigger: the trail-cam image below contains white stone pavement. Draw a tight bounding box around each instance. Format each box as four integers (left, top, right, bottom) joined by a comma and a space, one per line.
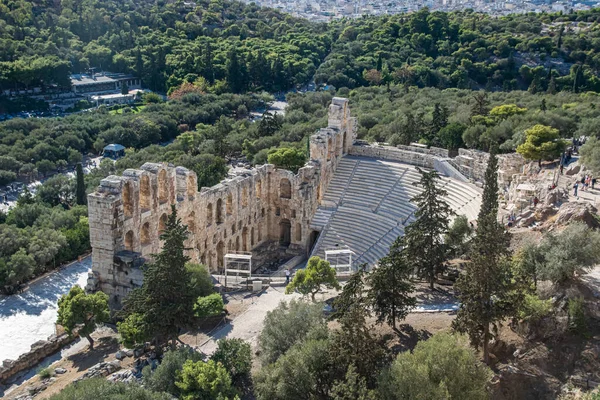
198, 287, 301, 355
0, 257, 92, 362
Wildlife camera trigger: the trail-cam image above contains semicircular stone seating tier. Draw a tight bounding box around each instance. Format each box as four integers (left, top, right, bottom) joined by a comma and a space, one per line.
311, 155, 482, 268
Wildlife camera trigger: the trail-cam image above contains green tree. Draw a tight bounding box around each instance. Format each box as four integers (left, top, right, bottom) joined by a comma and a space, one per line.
75, 163, 86, 205
267, 147, 306, 173
57, 285, 110, 349
378, 333, 492, 400
330, 364, 376, 400
258, 299, 327, 364
258, 110, 283, 137
332, 264, 369, 320
453, 146, 514, 364
143, 347, 202, 397
211, 338, 252, 386
120, 205, 195, 348
516, 124, 566, 166
285, 256, 340, 301
368, 238, 416, 331
175, 359, 236, 400
5, 248, 35, 286
580, 136, 600, 175
186, 262, 214, 298
194, 293, 224, 319
117, 313, 149, 349
444, 214, 473, 258
404, 168, 453, 289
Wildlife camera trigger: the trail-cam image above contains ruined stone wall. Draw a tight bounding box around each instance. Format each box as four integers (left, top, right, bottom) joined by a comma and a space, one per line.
454, 149, 526, 186
349, 143, 437, 169
87, 97, 356, 306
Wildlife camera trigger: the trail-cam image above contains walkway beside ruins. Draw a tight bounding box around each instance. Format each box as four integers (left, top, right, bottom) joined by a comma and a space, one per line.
311, 156, 482, 268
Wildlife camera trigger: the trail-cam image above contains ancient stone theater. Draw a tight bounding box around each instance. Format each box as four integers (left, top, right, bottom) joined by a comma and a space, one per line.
86, 97, 524, 306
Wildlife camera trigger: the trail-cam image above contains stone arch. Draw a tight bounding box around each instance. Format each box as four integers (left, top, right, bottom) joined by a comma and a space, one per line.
317, 183, 321, 201
228, 240, 234, 252
187, 211, 196, 234
242, 187, 248, 208
327, 137, 333, 161
251, 227, 255, 247
295, 223, 302, 242
255, 180, 261, 198
235, 236, 240, 252
217, 241, 224, 268
187, 175, 195, 199
206, 203, 213, 226
140, 175, 151, 211
279, 219, 291, 246
242, 227, 248, 251
123, 181, 133, 218
159, 213, 167, 234
216, 198, 224, 224
158, 169, 168, 203
343, 131, 348, 154
141, 222, 151, 245
258, 226, 262, 242
125, 230, 134, 251
226, 193, 233, 215
280, 178, 291, 199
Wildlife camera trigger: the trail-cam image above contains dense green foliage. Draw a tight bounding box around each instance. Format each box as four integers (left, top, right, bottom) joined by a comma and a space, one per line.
378, 333, 491, 400
48, 378, 171, 400
56, 285, 110, 349
318, 9, 600, 92
143, 347, 203, 397
176, 359, 237, 400
193, 292, 224, 318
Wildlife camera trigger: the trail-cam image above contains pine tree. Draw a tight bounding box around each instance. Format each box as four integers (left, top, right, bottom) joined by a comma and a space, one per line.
404, 168, 453, 289
75, 162, 86, 205
368, 237, 416, 332
429, 103, 448, 142
547, 76, 557, 94
333, 264, 369, 321
453, 146, 514, 364
121, 205, 195, 349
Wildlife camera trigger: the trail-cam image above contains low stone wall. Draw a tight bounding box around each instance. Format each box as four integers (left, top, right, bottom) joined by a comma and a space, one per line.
400, 144, 449, 158
0, 332, 76, 384
349, 144, 436, 169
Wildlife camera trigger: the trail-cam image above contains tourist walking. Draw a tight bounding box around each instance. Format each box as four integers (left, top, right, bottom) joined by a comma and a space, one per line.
285, 268, 291, 284
573, 182, 579, 197
560, 164, 564, 174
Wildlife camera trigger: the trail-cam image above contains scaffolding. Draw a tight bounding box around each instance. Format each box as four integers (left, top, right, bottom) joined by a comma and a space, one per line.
224, 252, 252, 289
325, 246, 354, 274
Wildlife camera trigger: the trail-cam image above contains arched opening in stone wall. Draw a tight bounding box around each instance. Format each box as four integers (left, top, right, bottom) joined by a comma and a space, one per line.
125, 230, 134, 251
235, 236, 240, 252
309, 230, 319, 251
140, 175, 151, 211
295, 223, 302, 242
158, 169, 168, 204
228, 240, 233, 252
123, 181, 133, 219
217, 241, 224, 269
206, 203, 213, 226
317, 183, 321, 202
280, 178, 291, 199
258, 226, 262, 242
216, 199, 223, 224
201, 253, 206, 265
279, 219, 291, 247
250, 227, 255, 247
255, 180, 261, 198
159, 213, 167, 234
231, 223, 236, 235
343, 131, 348, 154
187, 175, 195, 199
187, 211, 196, 234
226, 194, 233, 215
141, 222, 151, 245
242, 227, 248, 251
242, 187, 248, 208
327, 137, 333, 161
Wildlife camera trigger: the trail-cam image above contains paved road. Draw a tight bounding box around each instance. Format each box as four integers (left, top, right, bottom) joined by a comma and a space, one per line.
0, 257, 92, 362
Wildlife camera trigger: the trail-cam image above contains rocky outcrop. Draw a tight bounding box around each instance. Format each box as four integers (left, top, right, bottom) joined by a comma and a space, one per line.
549, 202, 600, 229
0, 333, 76, 385
74, 360, 121, 382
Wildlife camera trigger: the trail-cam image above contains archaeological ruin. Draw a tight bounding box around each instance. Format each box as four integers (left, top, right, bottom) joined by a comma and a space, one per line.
86, 97, 527, 307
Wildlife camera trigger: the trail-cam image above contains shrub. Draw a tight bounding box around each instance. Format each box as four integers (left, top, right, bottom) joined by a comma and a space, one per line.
143, 347, 202, 396
175, 359, 236, 400
48, 377, 170, 399
194, 293, 224, 319
518, 293, 552, 322
186, 263, 214, 298
211, 338, 252, 385
38, 367, 54, 379
568, 297, 588, 337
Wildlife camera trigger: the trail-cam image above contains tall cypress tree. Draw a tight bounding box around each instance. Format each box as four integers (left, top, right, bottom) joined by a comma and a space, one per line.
453, 145, 514, 364
404, 168, 453, 290
121, 205, 195, 349
75, 162, 86, 205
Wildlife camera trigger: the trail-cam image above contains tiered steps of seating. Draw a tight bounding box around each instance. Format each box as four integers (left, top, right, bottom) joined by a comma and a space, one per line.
310, 156, 482, 268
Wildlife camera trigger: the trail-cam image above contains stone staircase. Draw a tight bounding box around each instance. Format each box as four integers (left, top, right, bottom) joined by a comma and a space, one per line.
310, 156, 482, 268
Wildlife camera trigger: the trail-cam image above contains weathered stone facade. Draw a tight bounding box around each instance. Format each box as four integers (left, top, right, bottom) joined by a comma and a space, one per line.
87, 97, 356, 306
454, 148, 526, 186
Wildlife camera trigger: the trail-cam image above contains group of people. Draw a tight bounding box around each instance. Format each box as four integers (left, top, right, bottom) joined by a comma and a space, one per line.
573, 174, 596, 197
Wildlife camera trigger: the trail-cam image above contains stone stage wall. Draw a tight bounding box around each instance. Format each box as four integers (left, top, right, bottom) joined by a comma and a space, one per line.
87, 97, 357, 307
